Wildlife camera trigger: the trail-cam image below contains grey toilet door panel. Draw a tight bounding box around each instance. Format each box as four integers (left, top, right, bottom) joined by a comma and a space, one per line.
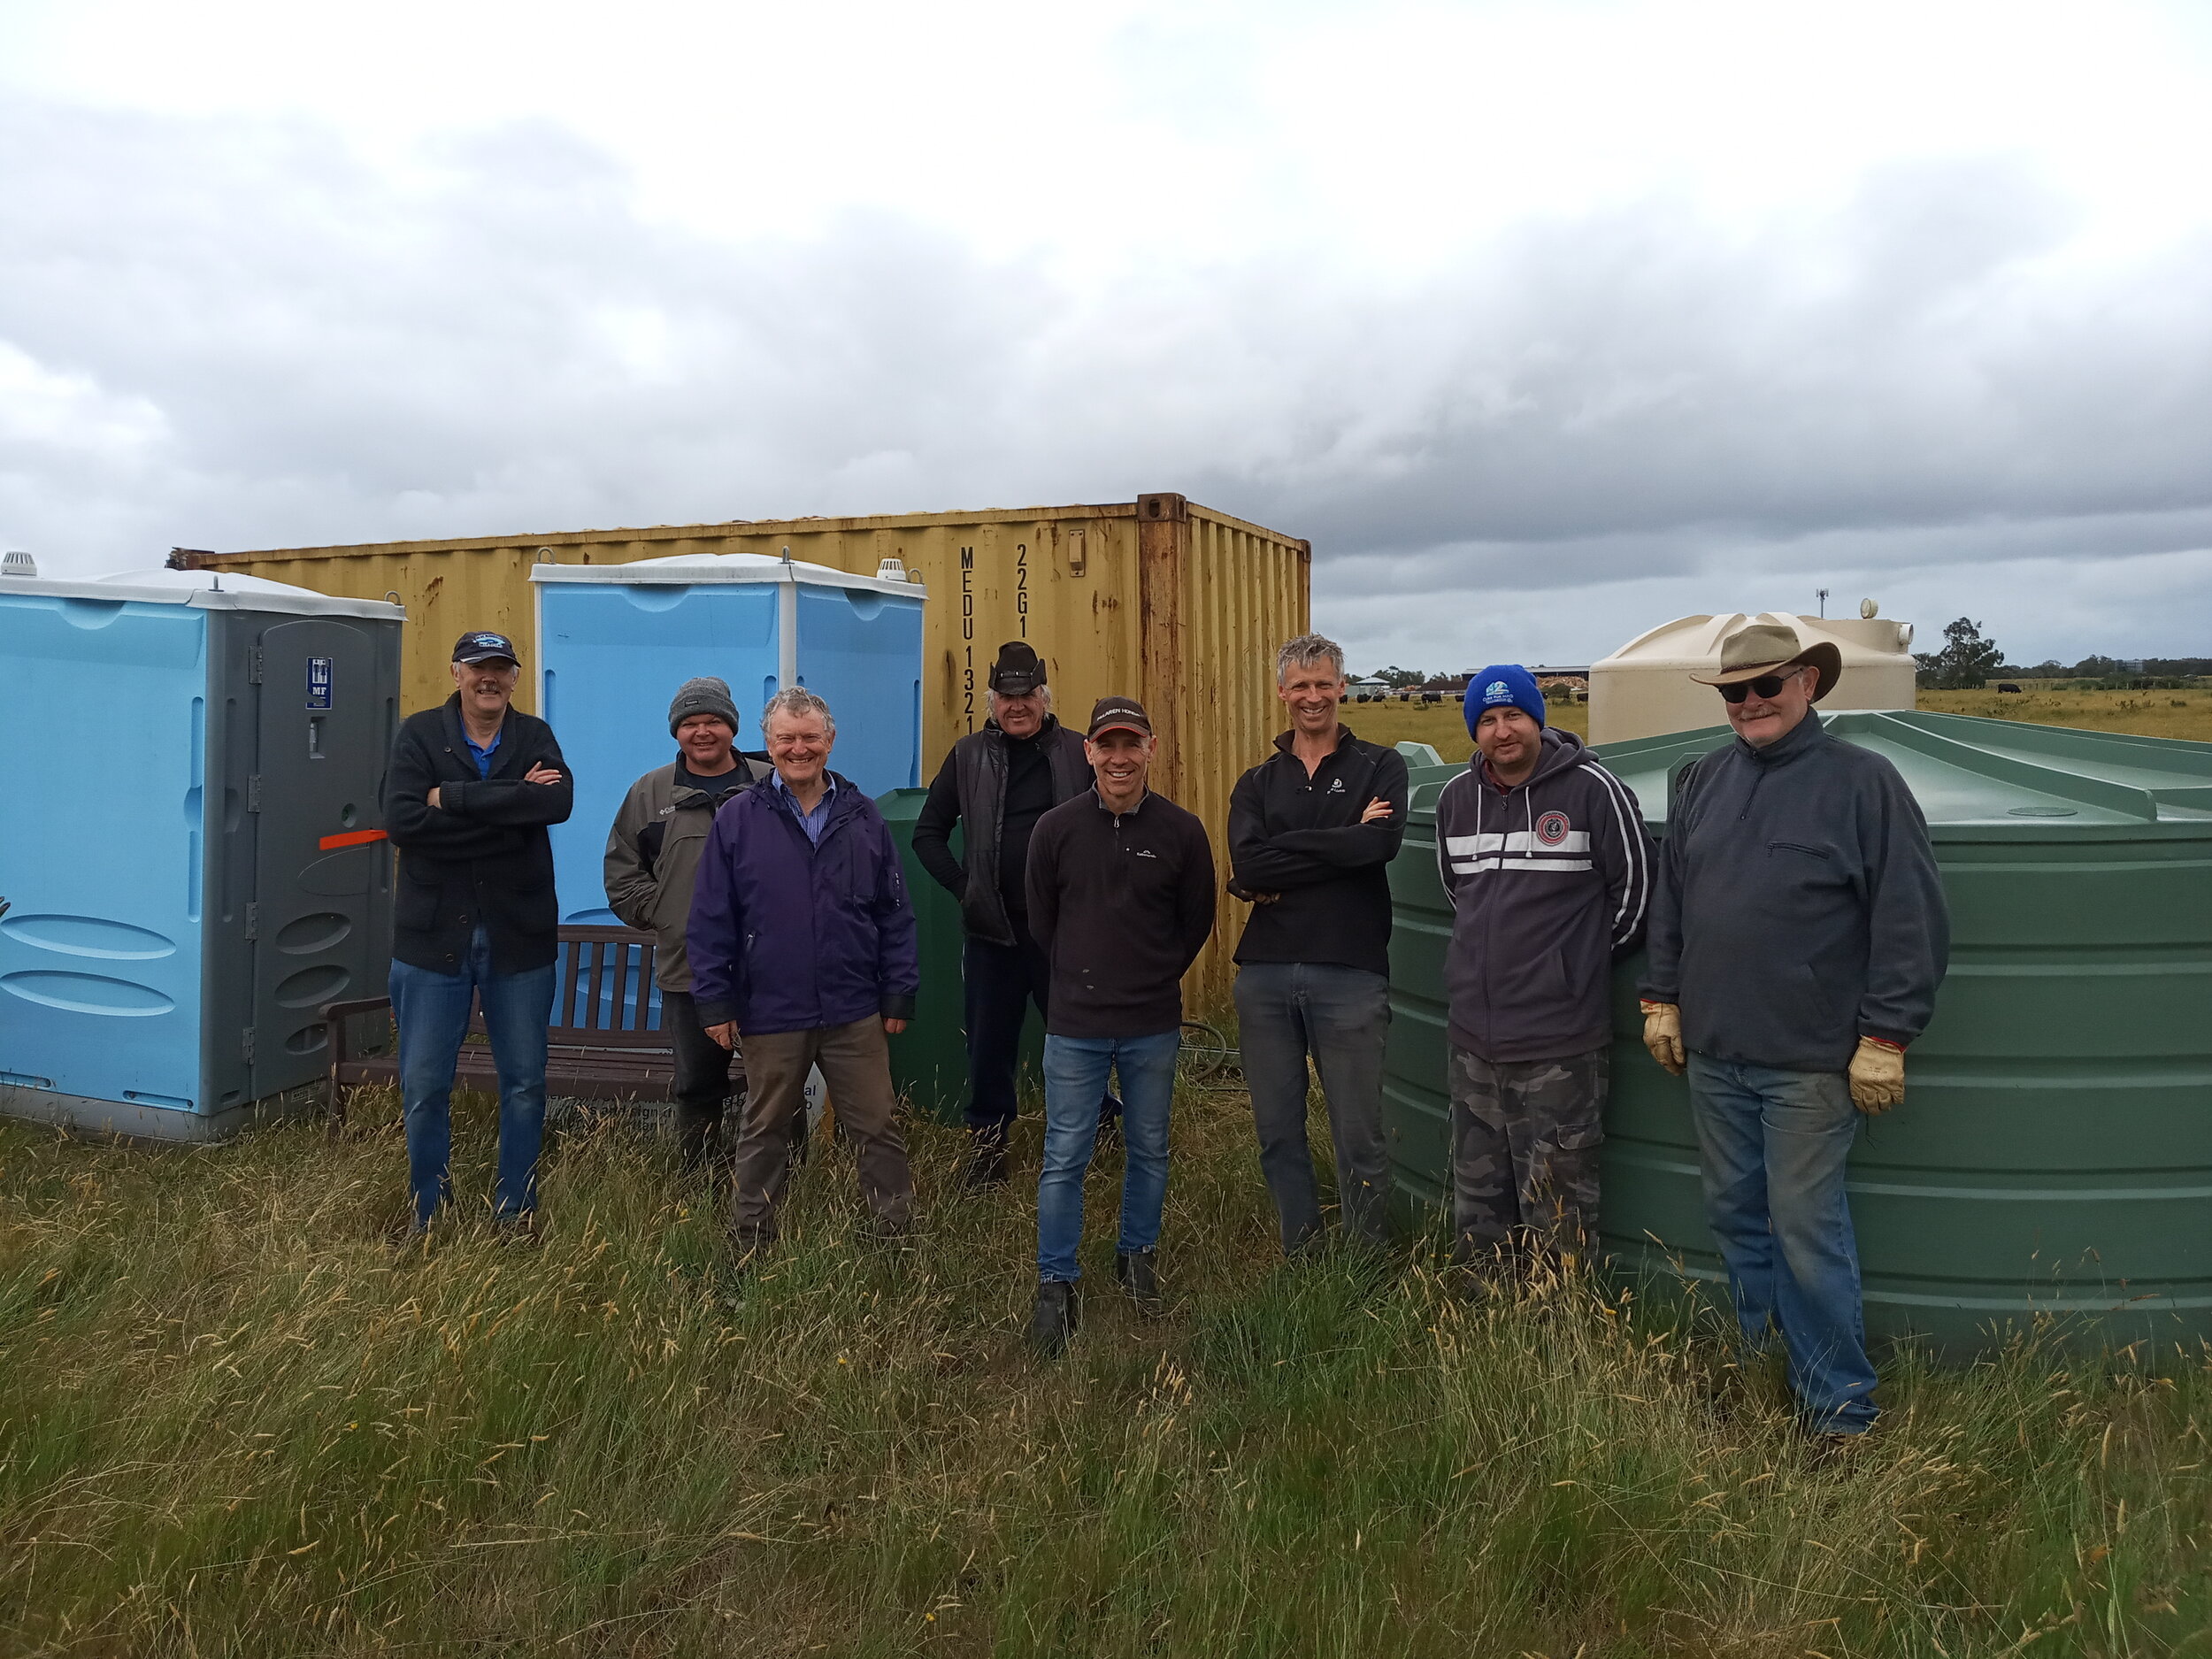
249, 618, 389, 1093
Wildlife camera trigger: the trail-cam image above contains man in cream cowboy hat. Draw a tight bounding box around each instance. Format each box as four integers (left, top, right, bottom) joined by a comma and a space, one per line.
1637, 620, 1948, 1453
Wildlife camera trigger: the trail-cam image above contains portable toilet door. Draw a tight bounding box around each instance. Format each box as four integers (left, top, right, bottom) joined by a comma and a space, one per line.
0, 563, 403, 1141
531, 551, 926, 929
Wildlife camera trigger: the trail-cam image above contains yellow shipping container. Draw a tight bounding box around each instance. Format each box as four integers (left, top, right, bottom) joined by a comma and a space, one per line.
177, 494, 1311, 1004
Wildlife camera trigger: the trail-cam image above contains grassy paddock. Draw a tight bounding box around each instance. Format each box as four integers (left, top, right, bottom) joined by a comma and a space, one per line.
1343, 687, 2212, 765
4, 1091, 2211, 1655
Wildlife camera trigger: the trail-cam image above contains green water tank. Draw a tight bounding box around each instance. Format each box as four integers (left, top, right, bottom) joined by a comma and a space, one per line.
875, 787, 1042, 1125
1385, 710, 2212, 1355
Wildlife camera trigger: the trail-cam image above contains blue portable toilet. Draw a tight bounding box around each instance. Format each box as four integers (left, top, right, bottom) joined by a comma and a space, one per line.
0, 559, 406, 1140
532, 551, 927, 926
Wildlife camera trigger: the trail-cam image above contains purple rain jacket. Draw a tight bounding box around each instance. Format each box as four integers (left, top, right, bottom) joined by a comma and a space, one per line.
686, 772, 919, 1035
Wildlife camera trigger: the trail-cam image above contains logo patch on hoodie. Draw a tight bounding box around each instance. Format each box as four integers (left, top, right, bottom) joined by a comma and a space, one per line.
1535, 810, 1572, 847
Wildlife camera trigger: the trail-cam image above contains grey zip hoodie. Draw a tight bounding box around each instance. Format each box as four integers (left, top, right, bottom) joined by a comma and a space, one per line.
1435, 729, 1655, 1063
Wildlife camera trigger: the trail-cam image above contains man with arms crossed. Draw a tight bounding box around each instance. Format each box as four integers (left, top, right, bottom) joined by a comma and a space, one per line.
1639, 622, 1947, 1449
381, 631, 572, 1234
912, 641, 1097, 1187
1228, 633, 1408, 1256
1437, 664, 1654, 1273
603, 676, 771, 1172
1023, 697, 1216, 1356
687, 688, 920, 1255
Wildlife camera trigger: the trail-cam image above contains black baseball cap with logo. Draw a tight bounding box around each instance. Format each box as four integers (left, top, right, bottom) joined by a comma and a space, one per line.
1085, 696, 1153, 740
988, 641, 1046, 695
452, 630, 521, 666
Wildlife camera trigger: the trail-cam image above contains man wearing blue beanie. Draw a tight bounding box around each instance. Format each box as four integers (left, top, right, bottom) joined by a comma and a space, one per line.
1434, 663, 1654, 1278
1464, 664, 1547, 739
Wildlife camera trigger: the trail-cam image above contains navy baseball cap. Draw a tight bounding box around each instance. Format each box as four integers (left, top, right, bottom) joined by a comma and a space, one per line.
452, 630, 520, 666
1086, 696, 1154, 739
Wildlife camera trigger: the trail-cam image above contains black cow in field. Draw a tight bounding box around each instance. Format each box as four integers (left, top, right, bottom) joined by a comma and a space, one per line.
1998, 682, 2024, 694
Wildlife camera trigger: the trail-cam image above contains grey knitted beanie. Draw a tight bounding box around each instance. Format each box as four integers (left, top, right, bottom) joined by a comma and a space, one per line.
668, 676, 741, 736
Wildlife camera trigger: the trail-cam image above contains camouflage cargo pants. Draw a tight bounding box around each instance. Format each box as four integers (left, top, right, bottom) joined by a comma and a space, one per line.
1448, 1045, 1608, 1261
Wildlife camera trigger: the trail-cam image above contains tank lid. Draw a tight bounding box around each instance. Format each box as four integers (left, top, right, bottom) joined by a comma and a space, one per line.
1594, 710, 2212, 836
0, 565, 407, 620
529, 550, 926, 598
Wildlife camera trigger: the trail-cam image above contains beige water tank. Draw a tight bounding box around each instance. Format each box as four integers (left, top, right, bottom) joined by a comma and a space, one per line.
1588, 611, 1917, 746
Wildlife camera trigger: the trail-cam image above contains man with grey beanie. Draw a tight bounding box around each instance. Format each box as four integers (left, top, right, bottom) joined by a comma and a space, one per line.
604, 677, 772, 1171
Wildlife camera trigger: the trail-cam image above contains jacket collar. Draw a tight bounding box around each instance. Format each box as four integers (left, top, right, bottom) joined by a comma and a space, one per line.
1271, 723, 1355, 758
669, 755, 755, 809
1734, 708, 1828, 766
442, 693, 519, 776
1088, 784, 1150, 819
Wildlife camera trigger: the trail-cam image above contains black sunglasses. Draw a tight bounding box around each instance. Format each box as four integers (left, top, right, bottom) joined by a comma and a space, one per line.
1717, 668, 1804, 703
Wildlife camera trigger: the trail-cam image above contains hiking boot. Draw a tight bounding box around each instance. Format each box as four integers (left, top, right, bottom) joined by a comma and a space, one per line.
963, 1133, 1010, 1189
1115, 1248, 1164, 1317
1026, 1279, 1080, 1358
1806, 1425, 1876, 1470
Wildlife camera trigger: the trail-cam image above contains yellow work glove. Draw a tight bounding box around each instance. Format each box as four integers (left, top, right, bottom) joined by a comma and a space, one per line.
1848, 1036, 1907, 1113
1639, 1001, 1686, 1076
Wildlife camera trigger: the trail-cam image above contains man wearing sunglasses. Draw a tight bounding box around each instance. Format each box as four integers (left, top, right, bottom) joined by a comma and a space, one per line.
1638, 621, 1947, 1455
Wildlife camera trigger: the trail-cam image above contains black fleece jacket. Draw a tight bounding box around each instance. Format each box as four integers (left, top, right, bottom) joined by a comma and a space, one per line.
1025, 788, 1216, 1039
1639, 711, 1949, 1071
1228, 726, 1409, 976
382, 695, 574, 975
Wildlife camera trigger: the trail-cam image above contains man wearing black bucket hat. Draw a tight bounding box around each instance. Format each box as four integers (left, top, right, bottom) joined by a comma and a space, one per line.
1639, 619, 1948, 1455
912, 641, 1102, 1187
382, 630, 573, 1236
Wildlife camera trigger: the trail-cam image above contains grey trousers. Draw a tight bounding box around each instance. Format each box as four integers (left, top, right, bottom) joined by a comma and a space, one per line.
1448, 1044, 1607, 1260
733, 1017, 914, 1242
1234, 962, 1393, 1253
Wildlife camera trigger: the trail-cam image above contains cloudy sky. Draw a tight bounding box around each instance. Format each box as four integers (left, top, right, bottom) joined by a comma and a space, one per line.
4, 0, 2210, 672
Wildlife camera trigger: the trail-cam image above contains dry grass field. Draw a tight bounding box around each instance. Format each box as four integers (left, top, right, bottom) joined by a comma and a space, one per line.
4, 1097, 2210, 1656
5, 680, 2211, 1655
1343, 685, 2212, 764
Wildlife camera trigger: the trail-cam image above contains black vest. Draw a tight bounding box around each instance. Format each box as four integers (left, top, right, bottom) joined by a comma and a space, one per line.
951, 719, 1091, 945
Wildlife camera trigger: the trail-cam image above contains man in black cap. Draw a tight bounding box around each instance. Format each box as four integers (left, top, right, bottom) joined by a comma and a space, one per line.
1021, 696, 1216, 1356
912, 641, 1097, 1186
381, 630, 573, 1234
603, 676, 772, 1172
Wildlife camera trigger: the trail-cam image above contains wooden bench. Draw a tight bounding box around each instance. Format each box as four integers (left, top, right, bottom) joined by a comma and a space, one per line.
320, 925, 673, 1127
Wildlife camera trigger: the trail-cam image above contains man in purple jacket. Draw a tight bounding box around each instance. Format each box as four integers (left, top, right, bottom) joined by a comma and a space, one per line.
687, 688, 920, 1252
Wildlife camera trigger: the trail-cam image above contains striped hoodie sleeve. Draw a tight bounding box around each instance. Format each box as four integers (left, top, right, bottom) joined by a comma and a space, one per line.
1586, 761, 1655, 955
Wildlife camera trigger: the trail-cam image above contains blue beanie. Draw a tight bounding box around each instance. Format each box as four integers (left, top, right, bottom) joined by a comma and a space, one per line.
1465, 664, 1546, 737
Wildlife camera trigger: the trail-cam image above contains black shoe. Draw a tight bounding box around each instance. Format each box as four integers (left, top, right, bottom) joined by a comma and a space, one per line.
1115, 1249, 1164, 1317
1096, 1093, 1124, 1146
963, 1133, 1010, 1189
1027, 1280, 1080, 1358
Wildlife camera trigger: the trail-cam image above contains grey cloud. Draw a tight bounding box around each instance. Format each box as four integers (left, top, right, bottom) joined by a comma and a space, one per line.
2, 102, 2207, 672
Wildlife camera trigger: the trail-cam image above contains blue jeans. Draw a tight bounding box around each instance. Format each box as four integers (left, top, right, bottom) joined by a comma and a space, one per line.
1036, 1028, 1180, 1282
390, 928, 557, 1228
1686, 1053, 1878, 1434
1233, 963, 1392, 1253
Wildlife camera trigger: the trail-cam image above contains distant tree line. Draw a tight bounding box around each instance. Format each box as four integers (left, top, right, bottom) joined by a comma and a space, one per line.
1913, 620, 2206, 690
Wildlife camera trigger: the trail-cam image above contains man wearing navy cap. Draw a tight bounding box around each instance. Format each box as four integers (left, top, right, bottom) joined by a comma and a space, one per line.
1433, 664, 1654, 1276
381, 630, 573, 1235
1020, 696, 1216, 1356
